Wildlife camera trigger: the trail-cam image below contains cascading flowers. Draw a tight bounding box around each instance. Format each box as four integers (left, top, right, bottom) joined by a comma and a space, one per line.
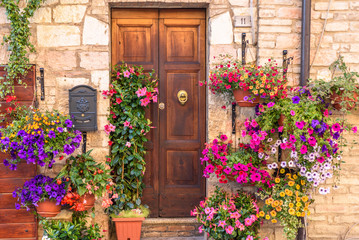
0, 106, 82, 170
102, 63, 158, 215
191, 186, 266, 240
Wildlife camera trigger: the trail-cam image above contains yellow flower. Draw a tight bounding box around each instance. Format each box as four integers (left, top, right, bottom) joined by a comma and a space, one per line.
259, 211, 265, 217
293, 174, 297, 179
275, 178, 281, 183
288, 181, 295, 187
296, 212, 302, 217
280, 169, 285, 174
296, 202, 302, 207
302, 196, 308, 202
260, 89, 264, 93
244, 74, 248, 79
279, 200, 283, 205
289, 208, 295, 215
289, 203, 294, 208
268, 198, 274, 204
273, 200, 280, 207
296, 197, 301, 202
274, 86, 278, 91
296, 185, 300, 190
276, 206, 282, 212
307, 211, 311, 216
270, 210, 277, 217
271, 219, 277, 223
260, 84, 264, 88
270, 92, 274, 96
279, 192, 285, 197
265, 215, 271, 220
253, 90, 258, 95
301, 180, 305, 185
249, 86, 254, 89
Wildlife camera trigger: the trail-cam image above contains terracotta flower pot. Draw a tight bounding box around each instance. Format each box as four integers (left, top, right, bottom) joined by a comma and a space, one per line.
278, 114, 285, 126
233, 89, 259, 107
79, 193, 95, 210
330, 90, 358, 110
112, 217, 145, 240
35, 199, 61, 217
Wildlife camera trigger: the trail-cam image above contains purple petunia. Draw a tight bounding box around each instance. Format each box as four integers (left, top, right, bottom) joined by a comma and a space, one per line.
57, 127, 64, 133
48, 130, 56, 139
65, 119, 73, 128
300, 135, 306, 142
292, 96, 301, 104
311, 119, 320, 129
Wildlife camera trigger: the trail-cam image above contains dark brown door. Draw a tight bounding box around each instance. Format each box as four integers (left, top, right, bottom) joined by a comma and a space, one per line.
112, 9, 206, 217
0, 66, 37, 239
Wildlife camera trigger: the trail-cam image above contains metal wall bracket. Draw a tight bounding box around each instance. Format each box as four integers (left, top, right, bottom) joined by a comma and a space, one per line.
37, 68, 45, 101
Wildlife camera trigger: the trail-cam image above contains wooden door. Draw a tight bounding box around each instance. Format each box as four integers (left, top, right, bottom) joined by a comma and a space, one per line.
112, 9, 206, 217
0, 66, 37, 239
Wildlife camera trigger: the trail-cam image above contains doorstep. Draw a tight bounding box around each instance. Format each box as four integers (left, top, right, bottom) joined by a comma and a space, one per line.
141, 218, 205, 239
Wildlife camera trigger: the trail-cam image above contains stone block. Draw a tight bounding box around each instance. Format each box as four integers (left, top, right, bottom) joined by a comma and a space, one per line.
315, 2, 349, 11
43, 0, 59, 5
0, 8, 10, 24
276, 34, 300, 48
325, 22, 349, 31
80, 52, 109, 70
37, 25, 81, 47
342, 53, 359, 64
260, 0, 293, 4
83, 16, 109, 45
312, 50, 337, 66
46, 51, 77, 71
210, 11, 233, 45
229, 0, 248, 6
53, 5, 87, 23
259, 26, 291, 33
259, 19, 292, 26
277, 7, 301, 19
30, 7, 51, 23
259, 9, 276, 18
56, 77, 89, 89
91, 70, 110, 90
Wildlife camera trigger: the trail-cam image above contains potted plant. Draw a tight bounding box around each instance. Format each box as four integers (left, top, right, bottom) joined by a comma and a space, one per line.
203, 55, 288, 107
0, 106, 82, 170
57, 151, 114, 211
191, 186, 264, 240
102, 63, 157, 239
41, 212, 103, 239
309, 56, 359, 112
110, 206, 150, 240
12, 174, 67, 217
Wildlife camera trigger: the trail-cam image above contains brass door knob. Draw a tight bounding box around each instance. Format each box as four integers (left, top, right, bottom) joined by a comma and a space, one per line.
159, 102, 165, 110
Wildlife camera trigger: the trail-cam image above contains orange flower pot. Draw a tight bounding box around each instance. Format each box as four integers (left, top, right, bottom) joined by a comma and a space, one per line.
330, 91, 358, 110
35, 199, 61, 217
112, 217, 145, 240
79, 193, 95, 210
233, 89, 259, 107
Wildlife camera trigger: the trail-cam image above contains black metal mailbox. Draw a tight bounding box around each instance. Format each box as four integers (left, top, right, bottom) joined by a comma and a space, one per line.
69, 85, 97, 132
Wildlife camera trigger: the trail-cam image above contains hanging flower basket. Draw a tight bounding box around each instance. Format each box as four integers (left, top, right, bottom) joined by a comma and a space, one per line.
79, 193, 95, 211
330, 90, 358, 111
112, 217, 145, 240
35, 199, 61, 217
233, 89, 259, 107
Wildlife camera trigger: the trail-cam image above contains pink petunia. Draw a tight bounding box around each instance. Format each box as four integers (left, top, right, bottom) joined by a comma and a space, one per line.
332, 123, 341, 132
140, 98, 151, 106
123, 70, 131, 78
278, 126, 284, 132
124, 121, 131, 127
136, 87, 147, 97
267, 102, 275, 108
218, 220, 226, 228
251, 119, 258, 128
104, 124, 116, 134
290, 110, 295, 116
300, 145, 308, 154
125, 142, 131, 147
352, 126, 358, 133
308, 128, 314, 135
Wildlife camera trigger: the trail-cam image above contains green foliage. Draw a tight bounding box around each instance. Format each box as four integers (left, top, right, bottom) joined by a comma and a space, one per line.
110, 205, 150, 218
57, 150, 113, 197
103, 63, 158, 215
41, 212, 103, 240
0, 0, 45, 98
309, 55, 359, 113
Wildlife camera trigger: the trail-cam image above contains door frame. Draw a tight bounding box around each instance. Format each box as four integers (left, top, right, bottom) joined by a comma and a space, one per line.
110, 5, 210, 216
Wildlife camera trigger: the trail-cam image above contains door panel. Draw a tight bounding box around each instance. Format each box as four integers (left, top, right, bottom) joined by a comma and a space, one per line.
158, 10, 206, 217
111, 8, 206, 217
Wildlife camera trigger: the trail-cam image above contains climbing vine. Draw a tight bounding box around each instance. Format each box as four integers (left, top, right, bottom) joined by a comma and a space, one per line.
0, 0, 45, 98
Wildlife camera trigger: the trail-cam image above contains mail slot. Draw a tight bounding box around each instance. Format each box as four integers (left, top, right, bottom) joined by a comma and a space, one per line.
69, 85, 97, 132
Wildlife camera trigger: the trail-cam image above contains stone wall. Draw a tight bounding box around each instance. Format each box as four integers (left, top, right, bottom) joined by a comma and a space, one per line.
1, 0, 359, 239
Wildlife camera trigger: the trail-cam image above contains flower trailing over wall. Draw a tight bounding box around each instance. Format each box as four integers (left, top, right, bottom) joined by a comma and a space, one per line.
191, 186, 265, 240
0, 0, 45, 98
0, 106, 82, 170
102, 63, 158, 215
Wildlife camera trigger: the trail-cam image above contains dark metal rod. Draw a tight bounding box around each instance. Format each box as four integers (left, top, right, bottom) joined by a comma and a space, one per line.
300, 0, 311, 86
40, 68, 45, 100
82, 132, 87, 154
242, 33, 246, 65
232, 103, 236, 134
283, 50, 288, 78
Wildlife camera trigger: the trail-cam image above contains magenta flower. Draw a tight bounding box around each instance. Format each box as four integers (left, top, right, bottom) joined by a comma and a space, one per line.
289, 135, 296, 143
220, 134, 228, 141
352, 126, 358, 133
225, 225, 234, 235
250, 173, 261, 182
332, 123, 341, 132
300, 145, 308, 154
308, 136, 317, 146
218, 220, 226, 228
278, 126, 283, 132
290, 110, 295, 116
317, 157, 325, 163
123, 70, 131, 78
251, 119, 258, 128
267, 102, 275, 108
